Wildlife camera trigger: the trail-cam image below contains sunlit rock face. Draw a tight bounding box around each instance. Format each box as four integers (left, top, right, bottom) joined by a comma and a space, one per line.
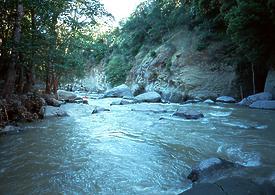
126, 29, 240, 103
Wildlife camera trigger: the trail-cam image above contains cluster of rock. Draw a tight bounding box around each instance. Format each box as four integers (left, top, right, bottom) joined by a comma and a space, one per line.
181, 157, 275, 195
238, 92, 275, 110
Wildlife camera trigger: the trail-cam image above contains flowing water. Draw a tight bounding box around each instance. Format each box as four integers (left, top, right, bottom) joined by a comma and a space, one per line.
0, 98, 275, 194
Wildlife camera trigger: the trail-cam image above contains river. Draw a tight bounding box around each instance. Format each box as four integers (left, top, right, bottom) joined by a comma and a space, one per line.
0, 98, 275, 194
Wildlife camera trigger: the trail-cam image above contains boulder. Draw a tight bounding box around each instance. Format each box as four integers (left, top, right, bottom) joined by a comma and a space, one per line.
91, 106, 110, 114
216, 96, 236, 103
45, 97, 63, 107
181, 177, 275, 195
238, 92, 272, 106
173, 109, 204, 120
161, 88, 186, 103
57, 90, 77, 101
104, 84, 133, 98
135, 91, 161, 103
187, 157, 238, 183
44, 106, 69, 118
204, 99, 215, 104
249, 100, 275, 110
110, 99, 122, 106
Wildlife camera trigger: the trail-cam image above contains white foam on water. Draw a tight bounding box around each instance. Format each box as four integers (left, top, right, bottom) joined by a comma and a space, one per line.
225, 146, 261, 167
255, 125, 268, 130
209, 111, 232, 117
222, 121, 250, 129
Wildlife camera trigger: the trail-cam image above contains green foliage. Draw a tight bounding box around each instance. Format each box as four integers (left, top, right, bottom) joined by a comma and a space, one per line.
150, 51, 157, 58
105, 55, 132, 86
0, 0, 110, 94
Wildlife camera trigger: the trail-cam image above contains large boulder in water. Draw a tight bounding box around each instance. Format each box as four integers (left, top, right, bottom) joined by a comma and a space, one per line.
238, 92, 272, 106
44, 106, 69, 118
249, 100, 275, 110
216, 96, 236, 103
57, 90, 77, 101
135, 91, 161, 103
43, 95, 63, 107
187, 157, 238, 182
104, 84, 133, 98
173, 109, 204, 120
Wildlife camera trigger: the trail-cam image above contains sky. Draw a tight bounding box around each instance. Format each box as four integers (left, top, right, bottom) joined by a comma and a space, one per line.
101, 0, 144, 26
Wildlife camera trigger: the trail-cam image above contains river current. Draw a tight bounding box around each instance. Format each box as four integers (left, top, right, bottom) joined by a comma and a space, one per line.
0, 98, 275, 194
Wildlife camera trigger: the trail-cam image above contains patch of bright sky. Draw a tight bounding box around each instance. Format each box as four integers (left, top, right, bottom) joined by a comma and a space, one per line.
101, 0, 145, 26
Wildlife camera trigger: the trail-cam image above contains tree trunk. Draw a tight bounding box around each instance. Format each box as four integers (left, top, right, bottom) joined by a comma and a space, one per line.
2, 0, 24, 97
45, 15, 58, 94
251, 63, 256, 94
23, 8, 36, 93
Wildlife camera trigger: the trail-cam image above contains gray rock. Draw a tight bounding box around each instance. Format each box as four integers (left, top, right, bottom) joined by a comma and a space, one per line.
204, 99, 215, 104
104, 84, 133, 98
173, 109, 204, 120
57, 90, 77, 101
249, 100, 275, 110
238, 92, 272, 106
161, 88, 186, 103
121, 99, 137, 105
181, 177, 275, 195
135, 91, 161, 103
91, 106, 110, 114
45, 97, 63, 107
44, 106, 69, 118
110, 99, 122, 106
216, 96, 236, 103
187, 158, 237, 182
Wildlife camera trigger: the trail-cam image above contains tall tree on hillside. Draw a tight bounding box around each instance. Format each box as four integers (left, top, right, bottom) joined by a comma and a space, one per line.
2, 0, 24, 96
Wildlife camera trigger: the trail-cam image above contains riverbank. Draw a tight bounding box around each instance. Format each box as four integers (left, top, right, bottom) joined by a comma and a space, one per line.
0, 93, 44, 129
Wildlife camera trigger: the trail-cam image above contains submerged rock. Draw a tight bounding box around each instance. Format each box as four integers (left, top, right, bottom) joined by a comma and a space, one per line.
249, 100, 275, 110
44, 106, 69, 118
173, 109, 204, 120
91, 106, 110, 114
238, 92, 272, 106
135, 91, 161, 103
181, 177, 275, 195
104, 84, 133, 98
187, 157, 239, 183
216, 96, 236, 103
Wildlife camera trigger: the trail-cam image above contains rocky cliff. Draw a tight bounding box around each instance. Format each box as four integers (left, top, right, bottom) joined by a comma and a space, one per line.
126, 29, 240, 102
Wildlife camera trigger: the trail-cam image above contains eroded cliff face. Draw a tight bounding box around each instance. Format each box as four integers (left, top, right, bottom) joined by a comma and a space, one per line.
126, 29, 240, 102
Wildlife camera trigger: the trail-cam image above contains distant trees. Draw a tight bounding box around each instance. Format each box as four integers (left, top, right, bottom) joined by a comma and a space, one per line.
0, 0, 109, 97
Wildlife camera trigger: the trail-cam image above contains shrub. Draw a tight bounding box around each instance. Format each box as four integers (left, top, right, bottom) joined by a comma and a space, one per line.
105, 55, 132, 86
